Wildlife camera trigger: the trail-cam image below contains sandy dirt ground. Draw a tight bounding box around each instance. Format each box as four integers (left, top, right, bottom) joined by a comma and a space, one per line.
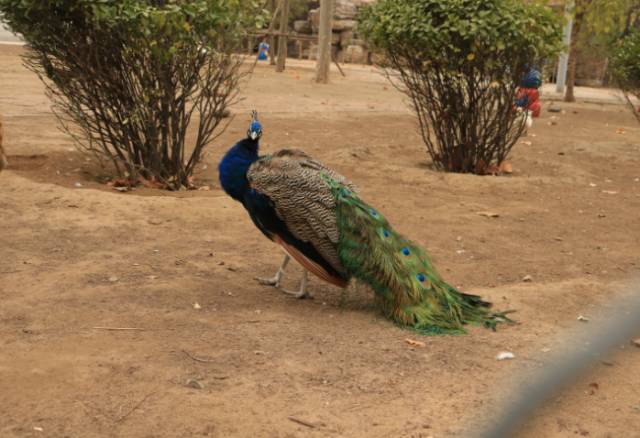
1, 44, 640, 437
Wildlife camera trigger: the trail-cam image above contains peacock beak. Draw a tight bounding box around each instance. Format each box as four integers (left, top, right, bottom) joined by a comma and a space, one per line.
250, 131, 258, 140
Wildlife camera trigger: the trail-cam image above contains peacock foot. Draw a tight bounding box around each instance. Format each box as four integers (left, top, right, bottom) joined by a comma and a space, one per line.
280, 287, 313, 299
255, 275, 281, 287
255, 254, 290, 288
280, 270, 312, 299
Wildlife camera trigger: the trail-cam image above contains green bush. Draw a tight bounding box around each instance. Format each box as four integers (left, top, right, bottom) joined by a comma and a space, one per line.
0, 0, 266, 189
359, 0, 563, 173
611, 29, 640, 99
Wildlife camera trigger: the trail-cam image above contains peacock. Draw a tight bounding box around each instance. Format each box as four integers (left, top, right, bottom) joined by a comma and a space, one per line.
218, 111, 512, 334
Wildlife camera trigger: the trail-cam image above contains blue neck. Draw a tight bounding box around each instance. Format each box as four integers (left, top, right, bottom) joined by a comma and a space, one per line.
219, 138, 260, 201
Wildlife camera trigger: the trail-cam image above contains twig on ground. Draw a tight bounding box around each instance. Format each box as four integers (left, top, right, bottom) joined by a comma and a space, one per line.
182, 349, 216, 363
92, 327, 146, 331
288, 416, 317, 429
115, 391, 157, 423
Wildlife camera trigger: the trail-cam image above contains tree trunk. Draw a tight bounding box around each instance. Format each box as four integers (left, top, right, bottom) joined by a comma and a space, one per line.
268, 0, 276, 65
565, 1, 592, 102
315, 0, 333, 84
276, 0, 289, 73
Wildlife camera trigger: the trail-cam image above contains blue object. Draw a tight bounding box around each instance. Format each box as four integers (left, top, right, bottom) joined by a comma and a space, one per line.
521, 68, 542, 89
515, 95, 529, 108
258, 42, 269, 61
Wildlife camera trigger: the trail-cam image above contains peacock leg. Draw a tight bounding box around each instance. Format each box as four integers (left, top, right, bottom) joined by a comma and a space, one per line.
280, 269, 312, 299
256, 254, 290, 287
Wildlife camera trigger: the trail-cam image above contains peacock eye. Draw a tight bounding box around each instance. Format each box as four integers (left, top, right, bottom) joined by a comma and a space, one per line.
401, 247, 410, 256
382, 229, 390, 238
370, 208, 378, 217
417, 273, 426, 282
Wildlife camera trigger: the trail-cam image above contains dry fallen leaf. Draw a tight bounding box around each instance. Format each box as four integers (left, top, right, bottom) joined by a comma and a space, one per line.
477, 211, 500, 218
138, 177, 166, 189
499, 160, 513, 174
405, 338, 426, 348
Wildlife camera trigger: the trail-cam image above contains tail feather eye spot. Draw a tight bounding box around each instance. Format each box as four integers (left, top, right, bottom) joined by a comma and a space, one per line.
382, 229, 390, 238
401, 247, 410, 256
341, 188, 350, 196
370, 208, 378, 217
417, 273, 426, 282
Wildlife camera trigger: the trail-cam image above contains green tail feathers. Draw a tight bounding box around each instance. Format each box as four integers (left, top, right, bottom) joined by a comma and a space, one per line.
323, 175, 513, 334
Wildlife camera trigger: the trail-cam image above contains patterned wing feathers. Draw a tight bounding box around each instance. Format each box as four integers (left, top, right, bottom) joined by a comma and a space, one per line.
248, 149, 354, 276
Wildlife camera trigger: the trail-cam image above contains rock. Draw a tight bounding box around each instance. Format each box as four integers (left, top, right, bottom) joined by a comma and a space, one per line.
335, 0, 357, 19
522, 275, 533, 282
353, 0, 376, 5
343, 44, 365, 63
632, 338, 640, 348
577, 315, 590, 322
339, 29, 354, 46
333, 19, 357, 31
496, 351, 515, 361
548, 105, 562, 113
293, 19, 312, 34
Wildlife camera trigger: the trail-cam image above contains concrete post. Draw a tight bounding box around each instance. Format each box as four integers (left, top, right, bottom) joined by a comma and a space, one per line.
556, 2, 574, 94
315, 0, 333, 84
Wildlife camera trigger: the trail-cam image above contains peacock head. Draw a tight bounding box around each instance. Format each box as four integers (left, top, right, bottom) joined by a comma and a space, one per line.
247, 110, 263, 141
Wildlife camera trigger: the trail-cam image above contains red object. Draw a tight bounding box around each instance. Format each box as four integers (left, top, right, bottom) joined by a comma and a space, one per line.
516, 87, 541, 118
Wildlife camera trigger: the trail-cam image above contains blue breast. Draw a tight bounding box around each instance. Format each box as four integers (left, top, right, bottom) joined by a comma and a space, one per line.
219, 141, 258, 201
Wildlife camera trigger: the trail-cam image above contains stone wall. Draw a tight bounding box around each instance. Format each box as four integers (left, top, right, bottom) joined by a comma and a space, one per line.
293, 0, 375, 64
